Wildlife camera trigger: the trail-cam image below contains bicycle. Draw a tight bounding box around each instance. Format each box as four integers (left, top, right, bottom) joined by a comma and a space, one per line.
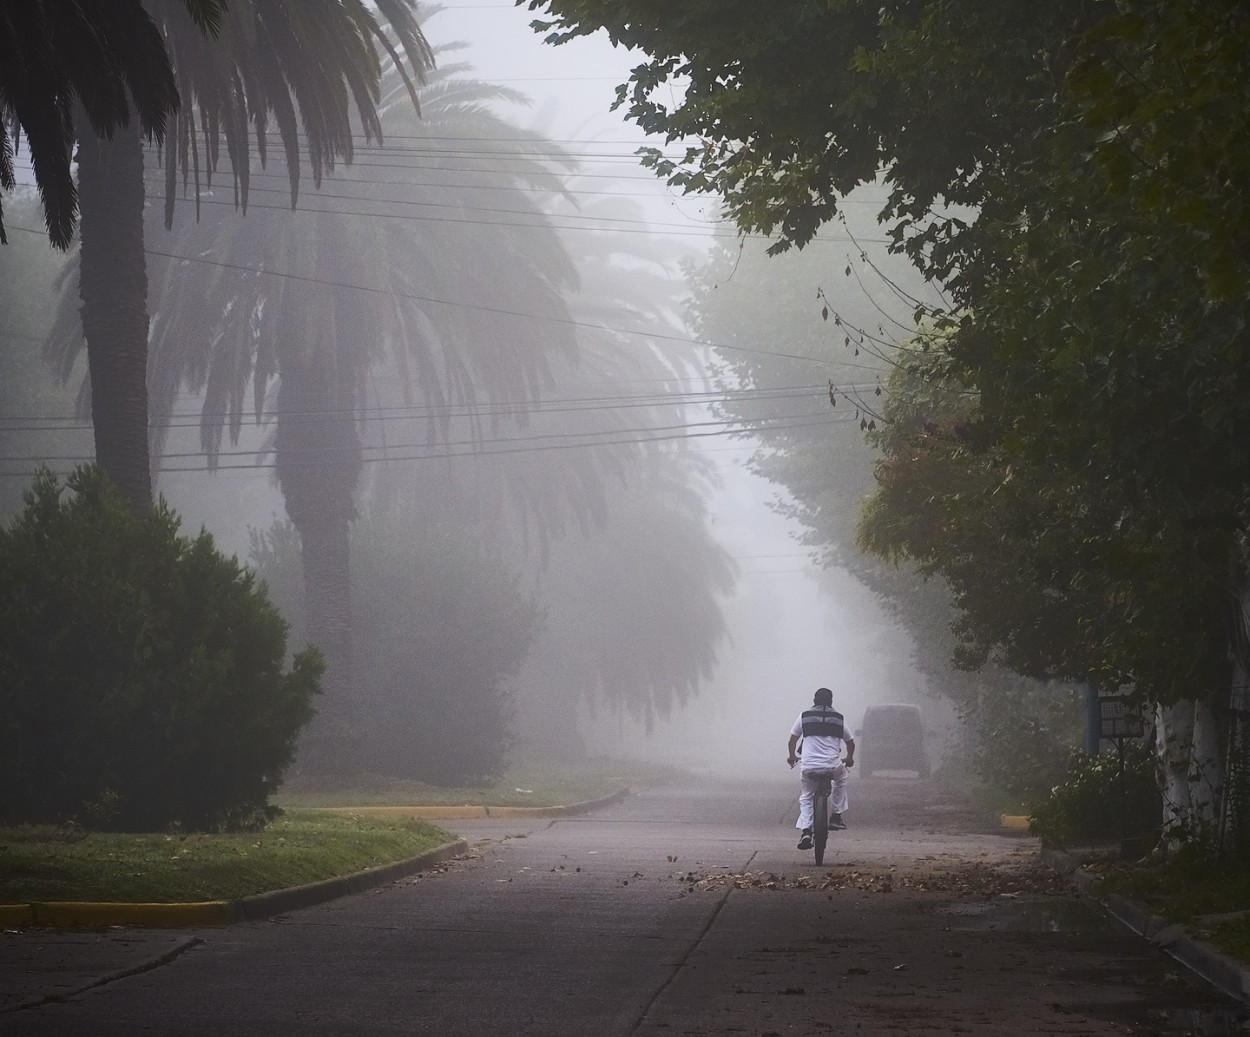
807, 769, 835, 865
791, 757, 853, 865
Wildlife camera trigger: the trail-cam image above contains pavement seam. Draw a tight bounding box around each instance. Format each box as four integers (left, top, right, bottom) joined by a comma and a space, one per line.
624, 848, 759, 1034
4, 936, 203, 1014
1041, 847, 1250, 1006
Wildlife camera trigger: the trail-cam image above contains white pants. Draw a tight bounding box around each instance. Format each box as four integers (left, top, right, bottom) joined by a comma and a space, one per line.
795, 766, 849, 829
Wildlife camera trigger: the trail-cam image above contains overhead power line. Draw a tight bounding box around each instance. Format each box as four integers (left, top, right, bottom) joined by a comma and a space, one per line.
0, 414, 857, 478
0, 383, 870, 430
203, 249, 889, 368
176, 190, 729, 236
7, 224, 896, 376
163, 409, 841, 460
150, 191, 893, 244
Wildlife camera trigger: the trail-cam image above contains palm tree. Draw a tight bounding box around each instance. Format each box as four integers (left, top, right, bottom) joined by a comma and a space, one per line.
0, 194, 79, 517
361, 161, 736, 755
70, 0, 431, 513
467, 185, 734, 753
0, 1, 224, 249
132, 41, 583, 767
513, 449, 736, 751
54, 31, 737, 768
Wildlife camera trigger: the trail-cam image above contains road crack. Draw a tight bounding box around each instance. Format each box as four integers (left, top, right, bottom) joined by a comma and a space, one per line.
625, 850, 759, 1034
5, 936, 203, 1014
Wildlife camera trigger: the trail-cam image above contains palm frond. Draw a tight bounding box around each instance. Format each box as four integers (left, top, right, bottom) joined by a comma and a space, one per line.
0, 0, 224, 248
155, 0, 432, 229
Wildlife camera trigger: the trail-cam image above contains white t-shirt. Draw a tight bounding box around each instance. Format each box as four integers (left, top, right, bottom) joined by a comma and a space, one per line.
791, 706, 854, 771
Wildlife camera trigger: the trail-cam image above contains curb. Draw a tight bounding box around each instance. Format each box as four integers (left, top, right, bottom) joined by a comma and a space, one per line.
306, 785, 631, 821
0, 838, 467, 931
0, 787, 631, 931
1041, 848, 1250, 1005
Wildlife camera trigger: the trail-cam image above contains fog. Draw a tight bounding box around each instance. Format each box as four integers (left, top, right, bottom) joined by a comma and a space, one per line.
596, 466, 939, 778
0, 3, 962, 787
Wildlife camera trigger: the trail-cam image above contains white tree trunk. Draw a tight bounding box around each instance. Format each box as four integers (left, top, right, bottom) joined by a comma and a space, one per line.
1152, 582, 1249, 855
1154, 697, 1223, 854
1155, 700, 1195, 854
1189, 697, 1222, 827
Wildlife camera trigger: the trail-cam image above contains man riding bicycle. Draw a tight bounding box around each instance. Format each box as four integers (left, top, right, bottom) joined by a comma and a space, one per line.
787, 687, 855, 850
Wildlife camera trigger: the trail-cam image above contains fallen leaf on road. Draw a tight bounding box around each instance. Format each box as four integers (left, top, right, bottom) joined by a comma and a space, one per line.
674, 860, 1072, 896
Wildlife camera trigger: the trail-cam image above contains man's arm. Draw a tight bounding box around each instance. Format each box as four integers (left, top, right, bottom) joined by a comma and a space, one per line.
787, 733, 800, 768
843, 735, 855, 768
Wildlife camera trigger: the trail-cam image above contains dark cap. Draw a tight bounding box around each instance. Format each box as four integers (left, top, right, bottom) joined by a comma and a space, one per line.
814, 687, 833, 706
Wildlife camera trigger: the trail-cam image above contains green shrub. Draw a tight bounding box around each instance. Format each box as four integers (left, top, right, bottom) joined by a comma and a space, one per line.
1028, 741, 1161, 847
0, 466, 321, 831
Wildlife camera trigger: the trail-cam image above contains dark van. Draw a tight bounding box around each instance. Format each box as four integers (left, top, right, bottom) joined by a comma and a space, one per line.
858, 703, 930, 778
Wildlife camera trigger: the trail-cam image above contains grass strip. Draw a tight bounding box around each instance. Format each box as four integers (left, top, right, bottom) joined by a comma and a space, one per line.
276, 757, 679, 810
1094, 856, 1250, 921
1087, 852, 1250, 966
1209, 916, 1250, 966
0, 811, 453, 905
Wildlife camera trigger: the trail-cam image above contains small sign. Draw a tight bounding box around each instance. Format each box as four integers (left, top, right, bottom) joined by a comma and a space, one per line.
1099, 696, 1145, 740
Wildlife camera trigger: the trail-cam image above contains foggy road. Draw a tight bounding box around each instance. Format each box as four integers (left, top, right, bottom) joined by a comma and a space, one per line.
2, 775, 1245, 1036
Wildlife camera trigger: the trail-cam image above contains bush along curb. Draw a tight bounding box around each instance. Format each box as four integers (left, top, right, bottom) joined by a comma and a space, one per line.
0, 838, 468, 930
1041, 848, 1250, 1005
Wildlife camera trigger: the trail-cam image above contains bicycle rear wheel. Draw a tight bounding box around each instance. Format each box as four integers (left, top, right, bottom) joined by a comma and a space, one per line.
812, 789, 829, 865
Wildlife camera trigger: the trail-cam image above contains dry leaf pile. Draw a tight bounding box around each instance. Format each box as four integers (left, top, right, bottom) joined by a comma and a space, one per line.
676, 860, 1071, 897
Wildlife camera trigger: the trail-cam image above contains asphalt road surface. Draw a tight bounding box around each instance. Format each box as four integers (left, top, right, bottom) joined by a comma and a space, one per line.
2, 774, 1248, 1036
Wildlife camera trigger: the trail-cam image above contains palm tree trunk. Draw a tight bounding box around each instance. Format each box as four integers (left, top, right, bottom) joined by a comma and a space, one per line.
299, 515, 354, 720
74, 112, 153, 513
275, 359, 362, 773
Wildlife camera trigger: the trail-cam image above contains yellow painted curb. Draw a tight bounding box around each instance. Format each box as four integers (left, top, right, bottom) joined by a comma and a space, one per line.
310, 805, 489, 820
299, 786, 630, 821
0, 903, 35, 927
485, 805, 566, 818
1000, 814, 1030, 830
0, 901, 238, 929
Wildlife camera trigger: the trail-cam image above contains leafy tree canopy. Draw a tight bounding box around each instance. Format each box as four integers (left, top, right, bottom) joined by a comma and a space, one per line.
532, 0, 1250, 707
526, 0, 1093, 267
857, 338, 1233, 705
